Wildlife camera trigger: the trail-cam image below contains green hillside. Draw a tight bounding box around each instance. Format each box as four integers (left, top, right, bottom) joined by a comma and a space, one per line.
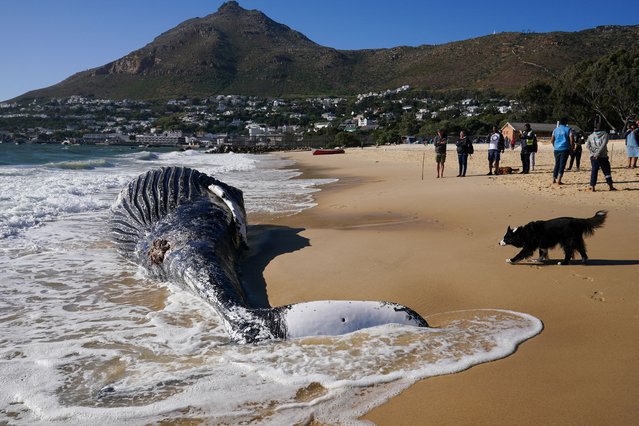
16, 2, 639, 100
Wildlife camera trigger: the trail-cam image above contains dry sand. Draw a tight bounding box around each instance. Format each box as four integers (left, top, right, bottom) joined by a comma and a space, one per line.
252, 142, 639, 425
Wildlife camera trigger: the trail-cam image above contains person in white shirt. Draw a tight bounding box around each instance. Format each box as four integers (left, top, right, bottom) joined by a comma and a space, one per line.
487, 126, 505, 175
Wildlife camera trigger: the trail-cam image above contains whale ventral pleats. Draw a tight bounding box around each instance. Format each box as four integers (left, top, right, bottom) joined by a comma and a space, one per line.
149, 239, 170, 264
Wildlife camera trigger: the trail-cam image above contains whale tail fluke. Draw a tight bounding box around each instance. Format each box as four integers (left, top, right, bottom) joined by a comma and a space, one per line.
277, 300, 428, 339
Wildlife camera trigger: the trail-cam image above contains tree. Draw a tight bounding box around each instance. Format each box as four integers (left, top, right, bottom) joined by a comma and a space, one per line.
516, 80, 553, 123
374, 128, 400, 145
552, 48, 639, 132
154, 115, 182, 131
551, 60, 601, 131
599, 49, 639, 132
332, 131, 360, 148
398, 113, 420, 136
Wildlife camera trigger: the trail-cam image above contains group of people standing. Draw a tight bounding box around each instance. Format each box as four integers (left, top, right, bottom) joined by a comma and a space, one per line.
431, 117, 639, 191
432, 128, 474, 178
550, 117, 639, 191
549, 117, 616, 191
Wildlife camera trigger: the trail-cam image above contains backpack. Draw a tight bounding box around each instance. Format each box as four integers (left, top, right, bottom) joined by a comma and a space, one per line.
468, 140, 474, 154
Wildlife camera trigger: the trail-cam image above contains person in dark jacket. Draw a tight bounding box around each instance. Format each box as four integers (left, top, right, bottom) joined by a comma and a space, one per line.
518, 123, 537, 174
455, 130, 473, 177
567, 129, 584, 171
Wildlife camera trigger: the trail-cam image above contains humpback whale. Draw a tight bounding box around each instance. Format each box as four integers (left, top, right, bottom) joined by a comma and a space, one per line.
110, 167, 428, 343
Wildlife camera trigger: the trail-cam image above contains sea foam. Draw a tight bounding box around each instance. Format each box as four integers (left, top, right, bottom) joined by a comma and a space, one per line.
0, 149, 333, 239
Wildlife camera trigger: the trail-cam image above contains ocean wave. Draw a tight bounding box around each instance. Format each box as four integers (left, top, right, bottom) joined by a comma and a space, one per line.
45, 159, 116, 170
135, 151, 159, 161
0, 171, 127, 240
0, 153, 330, 240
157, 150, 259, 173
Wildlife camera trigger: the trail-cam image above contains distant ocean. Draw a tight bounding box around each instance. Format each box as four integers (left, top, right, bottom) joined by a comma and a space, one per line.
0, 143, 541, 424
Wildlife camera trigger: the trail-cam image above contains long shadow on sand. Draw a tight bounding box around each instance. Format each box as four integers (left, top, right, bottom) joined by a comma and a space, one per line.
581, 259, 639, 266
239, 225, 309, 308
511, 259, 639, 267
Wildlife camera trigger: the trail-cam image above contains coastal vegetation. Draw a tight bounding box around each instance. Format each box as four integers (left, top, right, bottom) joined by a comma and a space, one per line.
517, 47, 639, 132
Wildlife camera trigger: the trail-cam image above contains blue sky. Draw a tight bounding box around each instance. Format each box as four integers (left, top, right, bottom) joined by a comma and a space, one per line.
1, 0, 637, 101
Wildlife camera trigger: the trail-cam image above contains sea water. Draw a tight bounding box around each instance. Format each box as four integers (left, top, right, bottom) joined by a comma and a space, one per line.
0, 144, 542, 424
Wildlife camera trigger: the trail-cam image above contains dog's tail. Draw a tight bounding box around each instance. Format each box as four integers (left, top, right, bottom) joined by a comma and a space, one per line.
581, 210, 607, 236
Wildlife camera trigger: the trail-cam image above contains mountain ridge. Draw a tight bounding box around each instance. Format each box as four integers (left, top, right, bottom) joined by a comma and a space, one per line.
15, 1, 639, 100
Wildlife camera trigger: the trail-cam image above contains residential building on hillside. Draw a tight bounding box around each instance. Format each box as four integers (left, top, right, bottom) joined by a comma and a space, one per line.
137, 131, 186, 146
248, 124, 268, 138
82, 133, 131, 145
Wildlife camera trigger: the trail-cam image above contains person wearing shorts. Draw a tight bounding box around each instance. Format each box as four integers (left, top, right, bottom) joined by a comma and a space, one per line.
434, 129, 447, 178
487, 126, 504, 175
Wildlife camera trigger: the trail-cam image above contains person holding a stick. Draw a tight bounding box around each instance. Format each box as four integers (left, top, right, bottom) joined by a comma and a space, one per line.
455, 130, 473, 177
434, 129, 448, 178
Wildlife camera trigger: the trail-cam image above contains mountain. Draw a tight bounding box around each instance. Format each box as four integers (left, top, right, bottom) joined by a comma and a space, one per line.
16, 1, 639, 100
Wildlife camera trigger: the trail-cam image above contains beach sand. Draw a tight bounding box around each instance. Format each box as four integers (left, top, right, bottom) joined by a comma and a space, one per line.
252, 142, 639, 425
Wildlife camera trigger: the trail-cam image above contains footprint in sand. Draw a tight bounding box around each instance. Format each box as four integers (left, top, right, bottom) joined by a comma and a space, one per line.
591, 291, 605, 302
572, 273, 594, 282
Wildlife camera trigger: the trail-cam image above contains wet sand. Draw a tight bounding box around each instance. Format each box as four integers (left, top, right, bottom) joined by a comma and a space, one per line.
255, 142, 639, 425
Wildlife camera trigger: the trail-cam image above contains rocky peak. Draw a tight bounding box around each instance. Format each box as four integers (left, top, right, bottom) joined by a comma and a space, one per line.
217, 1, 243, 14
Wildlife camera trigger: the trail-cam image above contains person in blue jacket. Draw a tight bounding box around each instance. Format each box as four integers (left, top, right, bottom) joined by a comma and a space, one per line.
550, 117, 574, 185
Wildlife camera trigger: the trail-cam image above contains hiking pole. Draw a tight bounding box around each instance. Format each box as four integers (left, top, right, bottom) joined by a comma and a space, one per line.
421, 152, 425, 180
610, 143, 614, 165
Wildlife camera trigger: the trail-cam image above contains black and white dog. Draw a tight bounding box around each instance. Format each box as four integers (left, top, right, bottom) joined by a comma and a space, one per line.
500, 211, 607, 265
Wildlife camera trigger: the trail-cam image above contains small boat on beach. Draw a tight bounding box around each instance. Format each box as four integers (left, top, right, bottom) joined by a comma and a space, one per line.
312, 148, 345, 155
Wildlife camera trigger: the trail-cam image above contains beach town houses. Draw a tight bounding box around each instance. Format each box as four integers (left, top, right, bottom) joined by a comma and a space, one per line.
248, 123, 268, 138
82, 133, 132, 145
136, 131, 186, 146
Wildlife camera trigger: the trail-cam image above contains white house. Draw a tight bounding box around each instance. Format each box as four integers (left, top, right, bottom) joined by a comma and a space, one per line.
248, 124, 268, 138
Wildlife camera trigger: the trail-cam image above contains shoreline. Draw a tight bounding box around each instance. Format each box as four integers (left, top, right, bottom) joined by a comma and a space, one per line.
257, 144, 639, 424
